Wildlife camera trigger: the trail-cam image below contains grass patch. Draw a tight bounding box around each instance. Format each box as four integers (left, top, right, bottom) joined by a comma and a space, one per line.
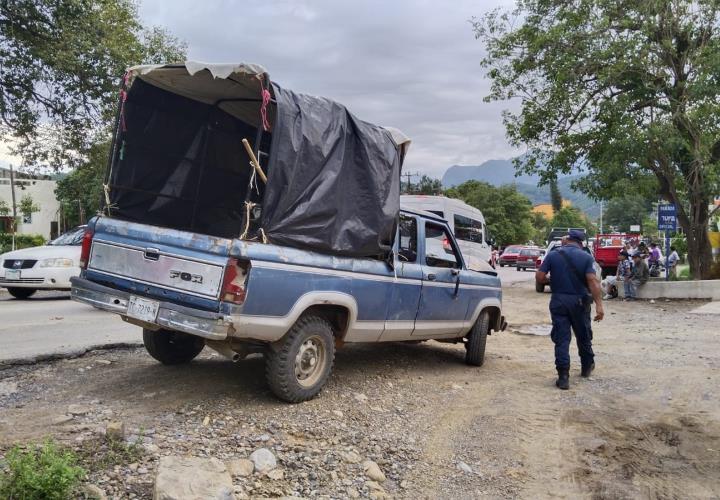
0, 440, 85, 500
76, 431, 145, 471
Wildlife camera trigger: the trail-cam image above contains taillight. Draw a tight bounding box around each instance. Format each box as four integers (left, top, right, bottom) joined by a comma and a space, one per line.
79, 227, 94, 269
222, 258, 249, 304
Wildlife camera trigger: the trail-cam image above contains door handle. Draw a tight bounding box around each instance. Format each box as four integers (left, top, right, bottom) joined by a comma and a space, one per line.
427, 273, 436, 281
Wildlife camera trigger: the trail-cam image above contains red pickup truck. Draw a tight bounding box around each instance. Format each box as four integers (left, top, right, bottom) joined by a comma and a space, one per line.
593, 233, 640, 277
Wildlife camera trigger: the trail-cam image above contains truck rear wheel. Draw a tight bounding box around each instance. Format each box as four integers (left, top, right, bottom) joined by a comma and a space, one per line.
465, 311, 489, 367
265, 315, 335, 403
143, 328, 205, 365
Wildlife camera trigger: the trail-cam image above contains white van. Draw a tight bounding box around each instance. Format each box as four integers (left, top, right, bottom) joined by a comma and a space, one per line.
400, 195, 491, 271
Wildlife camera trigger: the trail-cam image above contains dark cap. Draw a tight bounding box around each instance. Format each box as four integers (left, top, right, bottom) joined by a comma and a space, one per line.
567, 229, 585, 242
619, 250, 629, 257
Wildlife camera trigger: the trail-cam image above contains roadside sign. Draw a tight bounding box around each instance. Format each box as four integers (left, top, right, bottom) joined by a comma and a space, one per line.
657, 204, 677, 231
629, 224, 641, 232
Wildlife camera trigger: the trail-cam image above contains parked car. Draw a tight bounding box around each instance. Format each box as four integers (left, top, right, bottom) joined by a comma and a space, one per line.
70, 61, 507, 403
498, 245, 525, 267
0, 226, 86, 299
400, 195, 492, 272
516, 247, 544, 271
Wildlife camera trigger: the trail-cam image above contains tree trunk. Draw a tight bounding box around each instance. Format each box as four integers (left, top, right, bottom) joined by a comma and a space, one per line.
677, 198, 713, 280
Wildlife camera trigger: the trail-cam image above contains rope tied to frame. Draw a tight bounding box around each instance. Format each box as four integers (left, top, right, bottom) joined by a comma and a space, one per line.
239, 201, 256, 240
102, 184, 118, 215
119, 71, 131, 132
259, 228, 268, 244
258, 74, 271, 132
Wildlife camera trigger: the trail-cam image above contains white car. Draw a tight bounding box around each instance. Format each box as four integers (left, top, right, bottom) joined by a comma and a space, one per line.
0, 226, 86, 299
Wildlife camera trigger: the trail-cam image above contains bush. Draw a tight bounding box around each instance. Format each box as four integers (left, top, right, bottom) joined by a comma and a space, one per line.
0, 440, 85, 500
0, 233, 46, 254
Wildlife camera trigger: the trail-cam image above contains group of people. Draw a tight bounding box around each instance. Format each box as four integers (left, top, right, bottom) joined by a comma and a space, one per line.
602, 241, 680, 300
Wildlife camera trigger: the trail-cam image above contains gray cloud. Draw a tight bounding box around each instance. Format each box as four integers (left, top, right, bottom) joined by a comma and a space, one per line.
139, 0, 520, 178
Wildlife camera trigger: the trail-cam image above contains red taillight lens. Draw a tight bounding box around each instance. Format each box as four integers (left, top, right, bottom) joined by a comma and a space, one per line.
79, 228, 94, 269
222, 258, 249, 304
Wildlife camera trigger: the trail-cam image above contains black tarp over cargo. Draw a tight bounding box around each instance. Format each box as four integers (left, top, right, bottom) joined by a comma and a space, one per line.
107, 62, 407, 257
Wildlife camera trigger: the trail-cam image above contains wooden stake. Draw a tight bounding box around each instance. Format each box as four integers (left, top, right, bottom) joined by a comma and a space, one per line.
242, 138, 268, 184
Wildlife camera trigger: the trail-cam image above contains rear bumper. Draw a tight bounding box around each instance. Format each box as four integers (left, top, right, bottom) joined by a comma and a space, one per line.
70, 277, 231, 340
515, 261, 536, 268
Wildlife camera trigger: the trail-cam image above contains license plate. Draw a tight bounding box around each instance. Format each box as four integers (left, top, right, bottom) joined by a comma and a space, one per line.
5, 269, 20, 280
127, 295, 159, 323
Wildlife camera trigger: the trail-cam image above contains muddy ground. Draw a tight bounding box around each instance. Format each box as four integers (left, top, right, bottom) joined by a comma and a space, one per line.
1, 281, 719, 499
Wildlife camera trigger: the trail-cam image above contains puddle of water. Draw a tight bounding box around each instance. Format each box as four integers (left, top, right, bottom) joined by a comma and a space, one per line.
511, 324, 552, 336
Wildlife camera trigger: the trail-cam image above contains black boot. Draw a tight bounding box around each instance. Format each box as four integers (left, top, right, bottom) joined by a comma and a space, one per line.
581, 362, 595, 378
556, 367, 570, 390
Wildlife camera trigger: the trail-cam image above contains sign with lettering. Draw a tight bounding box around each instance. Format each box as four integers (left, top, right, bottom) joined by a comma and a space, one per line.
657, 204, 677, 231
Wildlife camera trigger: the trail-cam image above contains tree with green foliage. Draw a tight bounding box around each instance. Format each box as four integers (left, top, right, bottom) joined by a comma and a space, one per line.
531, 211, 550, 245
604, 195, 652, 232
402, 175, 443, 195
0, 199, 9, 216
549, 178, 562, 213
55, 141, 109, 227
446, 180, 534, 246
19, 193, 40, 221
551, 207, 596, 237
475, 0, 720, 279
0, 0, 186, 170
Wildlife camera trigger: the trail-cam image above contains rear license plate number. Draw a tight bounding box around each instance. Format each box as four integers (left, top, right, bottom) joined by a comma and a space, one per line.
5, 269, 20, 280
127, 295, 159, 323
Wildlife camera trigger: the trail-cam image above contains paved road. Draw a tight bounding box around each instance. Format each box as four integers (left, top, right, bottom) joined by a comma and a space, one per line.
0, 291, 140, 362
0, 268, 534, 363
495, 265, 536, 285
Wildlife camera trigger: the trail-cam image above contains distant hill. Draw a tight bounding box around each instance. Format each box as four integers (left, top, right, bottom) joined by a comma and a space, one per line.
441, 158, 599, 218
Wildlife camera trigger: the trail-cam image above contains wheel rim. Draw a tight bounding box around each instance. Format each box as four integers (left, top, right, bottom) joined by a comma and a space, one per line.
294, 335, 326, 388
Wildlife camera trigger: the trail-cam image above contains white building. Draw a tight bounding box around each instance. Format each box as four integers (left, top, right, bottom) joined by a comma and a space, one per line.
0, 167, 59, 239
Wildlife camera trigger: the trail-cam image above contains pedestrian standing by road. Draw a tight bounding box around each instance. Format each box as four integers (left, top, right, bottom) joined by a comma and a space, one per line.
667, 246, 680, 279
617, 251, 633, 299
630, 254, 649, 297
535, 230, 604, 390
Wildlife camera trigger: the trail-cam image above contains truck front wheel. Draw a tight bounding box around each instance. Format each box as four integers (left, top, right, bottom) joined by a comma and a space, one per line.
465, 311, 489, 367
143, 328, 205, 365
265, 315, 335, 403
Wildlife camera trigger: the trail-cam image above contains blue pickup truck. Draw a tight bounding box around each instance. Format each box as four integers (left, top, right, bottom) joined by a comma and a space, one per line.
72, 210, 505, 402
70, 62, 505, 402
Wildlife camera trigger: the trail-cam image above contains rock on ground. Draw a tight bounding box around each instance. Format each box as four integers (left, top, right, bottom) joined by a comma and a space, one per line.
226, 458, 254, 477
363, 460, 386, 482
154, 456, 234, 500
249, 447, 277, 473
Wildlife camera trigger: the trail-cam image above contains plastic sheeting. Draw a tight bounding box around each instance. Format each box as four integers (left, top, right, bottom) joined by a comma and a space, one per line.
261, 84, 402, 257
107, 62, 406, 257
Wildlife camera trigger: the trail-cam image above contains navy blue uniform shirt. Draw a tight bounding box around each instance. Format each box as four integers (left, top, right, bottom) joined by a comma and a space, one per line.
539, 244, 595, 296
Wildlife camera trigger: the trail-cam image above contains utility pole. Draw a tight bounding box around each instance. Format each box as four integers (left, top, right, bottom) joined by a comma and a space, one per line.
599, 200, 603, 234
9, 163, 17, 251
402, 171, 420, 194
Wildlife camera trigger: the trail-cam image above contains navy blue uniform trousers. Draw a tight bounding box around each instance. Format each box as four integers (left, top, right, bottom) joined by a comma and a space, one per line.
549, 293, 594, 369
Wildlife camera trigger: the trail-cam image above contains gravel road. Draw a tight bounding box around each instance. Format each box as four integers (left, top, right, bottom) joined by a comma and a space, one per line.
1, 279, 718, 499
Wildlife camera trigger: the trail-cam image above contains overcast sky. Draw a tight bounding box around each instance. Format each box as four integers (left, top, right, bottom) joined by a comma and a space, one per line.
139, 0, 520, 179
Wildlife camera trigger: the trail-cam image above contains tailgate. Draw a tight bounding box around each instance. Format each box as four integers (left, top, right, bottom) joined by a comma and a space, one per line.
87, 218, 232, 301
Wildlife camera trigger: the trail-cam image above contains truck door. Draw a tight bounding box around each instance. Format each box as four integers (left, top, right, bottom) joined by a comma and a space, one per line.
381, 214, 423, 341
414, 221, 471, 336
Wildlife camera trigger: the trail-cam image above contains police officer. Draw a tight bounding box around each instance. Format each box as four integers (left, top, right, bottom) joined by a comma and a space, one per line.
535, 230, 604, 390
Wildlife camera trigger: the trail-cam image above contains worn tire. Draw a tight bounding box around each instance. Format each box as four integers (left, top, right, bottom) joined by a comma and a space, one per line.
535, 282, 546, 293
265, 315, 335, 403
143, 328, 205, 365
7, 287, 36, 299
465, 311, 489, 367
